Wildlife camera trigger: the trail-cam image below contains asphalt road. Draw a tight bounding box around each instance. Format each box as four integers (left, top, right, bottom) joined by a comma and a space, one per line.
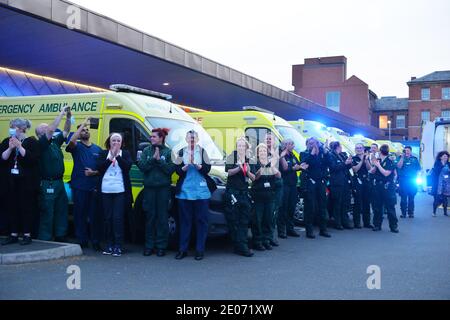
0, 192, 449, 300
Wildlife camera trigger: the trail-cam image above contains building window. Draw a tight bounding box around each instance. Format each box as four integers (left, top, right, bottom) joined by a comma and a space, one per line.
421, 88, 430, 100
421, 111, 430, 122
326, 91, 340, 112
396, 115, 406, 128
379, 115, 388, 129
443, 88, 450, 100
441, 110, 450, 118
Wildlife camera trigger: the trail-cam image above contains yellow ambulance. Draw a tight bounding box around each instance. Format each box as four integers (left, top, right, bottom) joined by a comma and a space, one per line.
0, 84, 228, 243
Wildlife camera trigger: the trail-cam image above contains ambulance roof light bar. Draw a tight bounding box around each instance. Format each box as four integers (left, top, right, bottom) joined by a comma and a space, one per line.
242, 106, 274, 115
110, 84, 172, 100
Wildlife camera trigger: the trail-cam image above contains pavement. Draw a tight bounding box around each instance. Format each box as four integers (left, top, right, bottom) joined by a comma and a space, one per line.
0, 192, 449, 300
0, 239, 82, 265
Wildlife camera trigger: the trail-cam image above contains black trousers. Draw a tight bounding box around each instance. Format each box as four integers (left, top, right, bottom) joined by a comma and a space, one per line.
330, 185, 351, 228
433, 195, 448, 215
6, 176, 37, 235
353, 181, 371, 227
372, 182, 398, 230
399, 180, 417, 216
304, 181, 328, 234
102, 192, 125, 248
278, 184, 298, 235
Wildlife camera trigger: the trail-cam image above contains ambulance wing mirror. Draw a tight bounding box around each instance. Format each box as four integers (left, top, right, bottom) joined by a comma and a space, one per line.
89, 118, 99, 129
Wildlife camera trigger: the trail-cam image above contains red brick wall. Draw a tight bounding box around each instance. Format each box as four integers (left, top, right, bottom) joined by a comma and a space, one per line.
408, 83, 450, 139
293, 60, 371, 125
371, 110, 409, 140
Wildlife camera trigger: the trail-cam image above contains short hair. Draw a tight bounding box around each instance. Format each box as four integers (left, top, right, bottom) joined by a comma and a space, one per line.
104, 132, 123, 149
355, 143, 365, 149
404, 146, 412, 151
10, 118, 31, 131
380, 144, 390, 155
152, 128, 170, 144
255, 143, 268, 155
329, 141, 340, 151
371, 143, 379, 148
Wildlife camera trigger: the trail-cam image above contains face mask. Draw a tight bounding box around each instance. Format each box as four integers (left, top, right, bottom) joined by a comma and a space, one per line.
9, 128, 16, 137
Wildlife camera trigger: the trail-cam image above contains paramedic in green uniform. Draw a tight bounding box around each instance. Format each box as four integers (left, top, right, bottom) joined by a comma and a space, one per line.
36, 106, 72, 241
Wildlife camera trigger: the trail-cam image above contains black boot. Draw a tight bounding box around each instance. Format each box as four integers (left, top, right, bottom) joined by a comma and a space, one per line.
1, 235, 19, 245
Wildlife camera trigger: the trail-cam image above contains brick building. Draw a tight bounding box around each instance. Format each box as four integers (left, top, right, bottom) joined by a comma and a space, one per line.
292, 56, 372, 126
407, 71, 450, 140
371, 97, 409, 141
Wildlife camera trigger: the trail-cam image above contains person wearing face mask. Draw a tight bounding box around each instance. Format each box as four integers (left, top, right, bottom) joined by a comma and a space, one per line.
278, 139, 302, 238
299, 137, 331, 239
0, 118, 40, 245
174, 130, 217, 261
369, 144, 399, 233
35, 106, 72, 242
98, 133, 133, 257
137, 128, 175, 257
328, 141, 354, 230
224, 137, 255, 257
352, 143, 373, 229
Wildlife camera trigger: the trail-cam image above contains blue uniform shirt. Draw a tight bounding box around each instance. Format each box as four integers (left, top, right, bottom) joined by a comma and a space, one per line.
176, 165, 211, 200
66, 142, 102, 191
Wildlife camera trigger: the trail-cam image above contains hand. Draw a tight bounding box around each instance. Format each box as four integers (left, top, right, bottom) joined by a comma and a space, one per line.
82, 117, 91, 128
8, 138, 15, 150
293, 164, 301, 171
66, 106, 72, 119
280, 149, 288, 158
373, 158, 380, 167
182, 164, 190, 172
153, 147, 160, 160
196, 164, 202, 171
84, 168, 96, 177
10, 137, 21, 148
345, 157, 352, 165
300, 163, 309, 170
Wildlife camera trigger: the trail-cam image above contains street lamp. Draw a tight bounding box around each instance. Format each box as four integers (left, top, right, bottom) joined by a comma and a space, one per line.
387, 120, 391, 141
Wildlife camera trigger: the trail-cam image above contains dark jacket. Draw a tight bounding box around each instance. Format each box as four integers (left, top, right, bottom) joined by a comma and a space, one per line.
431, 160, 449, 196
328, 151, 352, 187
137, 144, 175, 188
0, 136, 40, 191
97, 149, 134, 208
299, 149, 330, 185
175, 147, 217, 196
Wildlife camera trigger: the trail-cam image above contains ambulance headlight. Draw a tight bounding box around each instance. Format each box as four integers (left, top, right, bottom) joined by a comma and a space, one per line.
416, 177, 423, 185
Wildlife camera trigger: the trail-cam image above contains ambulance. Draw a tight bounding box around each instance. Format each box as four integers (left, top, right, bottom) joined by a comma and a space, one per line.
421, 117, 450, 173
190, 107, 307, 224
0, 84, 228, 244
190, 106, 306, 157
289, 119, 334, 145
326, 127, 356, 155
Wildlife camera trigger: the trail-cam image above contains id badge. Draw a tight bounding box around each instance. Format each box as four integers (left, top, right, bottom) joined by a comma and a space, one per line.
47, 188, 55, 194
11, 168, 19, 175
200, 181, 207, 187
264, 182, 271, 188
357, 178, 362, 185
310, 178, 316, 185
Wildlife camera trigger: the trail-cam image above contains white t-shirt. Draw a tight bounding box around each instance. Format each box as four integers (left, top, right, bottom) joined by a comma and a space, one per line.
101, 150, 125, 193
